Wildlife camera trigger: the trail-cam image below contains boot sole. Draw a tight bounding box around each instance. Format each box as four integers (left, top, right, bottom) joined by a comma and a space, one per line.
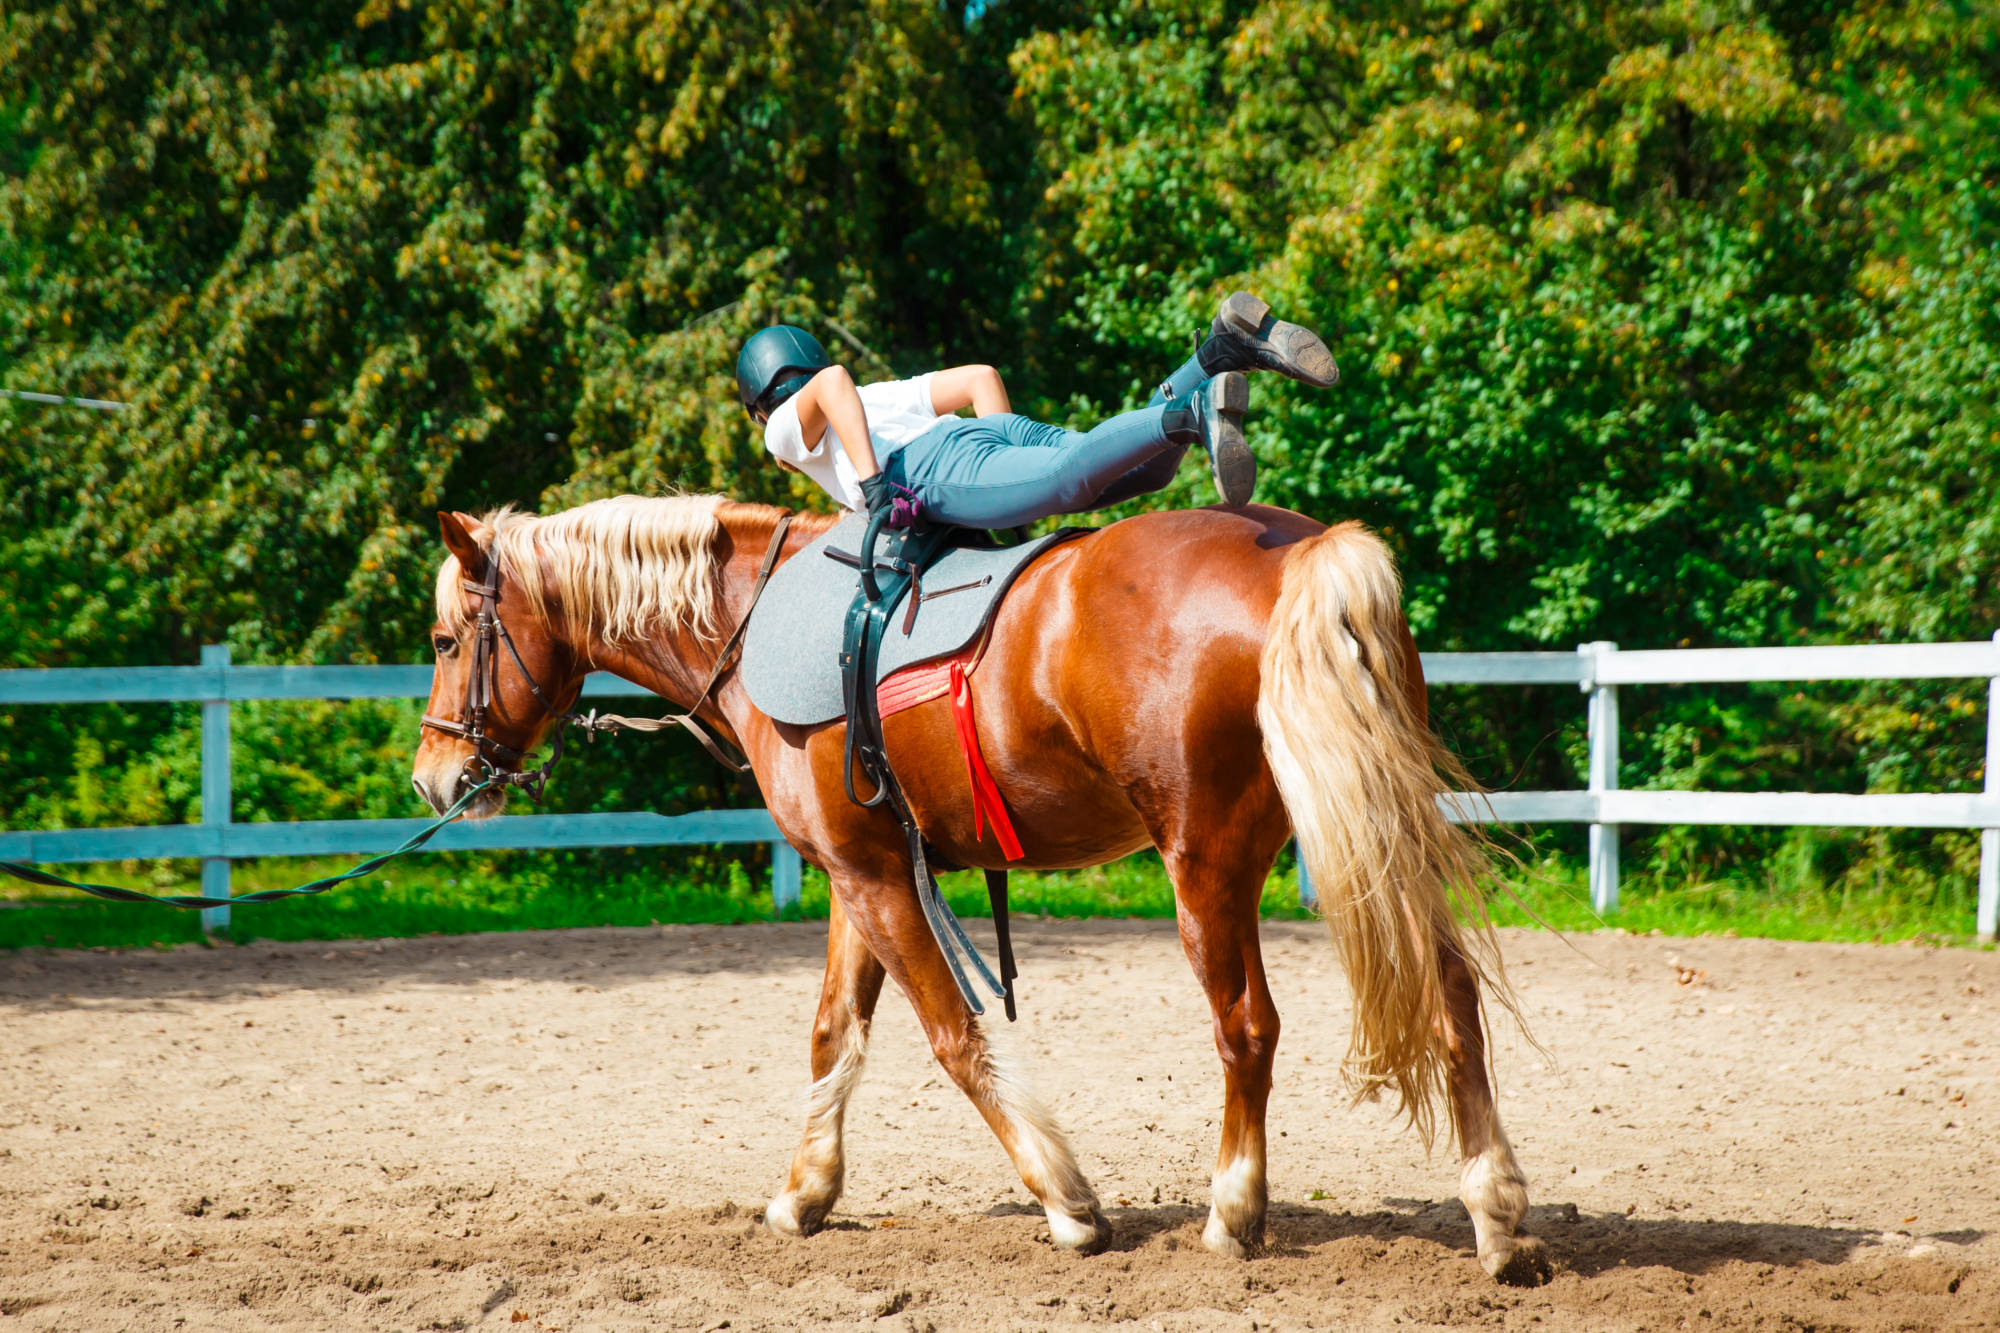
1204, 370, 1255, 507
1216, 291, 1340, 389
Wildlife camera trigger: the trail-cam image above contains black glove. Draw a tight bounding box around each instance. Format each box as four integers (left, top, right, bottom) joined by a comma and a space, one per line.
860, 472, 924, 529
858, 472, 893, 519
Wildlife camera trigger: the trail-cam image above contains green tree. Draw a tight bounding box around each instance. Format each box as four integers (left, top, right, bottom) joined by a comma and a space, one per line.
4, 0, 1999, 912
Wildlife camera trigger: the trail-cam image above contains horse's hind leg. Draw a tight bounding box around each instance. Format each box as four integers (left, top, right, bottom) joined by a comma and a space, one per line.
767, 897, 887, 1237
1162, 844, 1283, 1259
832, 869, 1111, 1253
1443, 941, 1551, 1285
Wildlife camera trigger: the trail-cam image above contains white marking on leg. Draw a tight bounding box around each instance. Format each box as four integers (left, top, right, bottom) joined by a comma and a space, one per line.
1460, 1124, 1547, 1282
1202, 1151, 1267, 1258
1046, 1210, 1104, 1250
980, 1034, 1108, 1252
767, 1017, 869, 1237
1459, 1128, 1527, 1246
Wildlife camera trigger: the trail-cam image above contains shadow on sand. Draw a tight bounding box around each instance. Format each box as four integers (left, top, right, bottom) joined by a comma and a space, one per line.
0, 920, 840, 1008
1069, 1196, 1964, 1277
0, 918, 1188, 1010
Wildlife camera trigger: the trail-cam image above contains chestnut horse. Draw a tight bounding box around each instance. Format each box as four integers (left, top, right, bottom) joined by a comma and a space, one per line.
409, 494, 1548, 1284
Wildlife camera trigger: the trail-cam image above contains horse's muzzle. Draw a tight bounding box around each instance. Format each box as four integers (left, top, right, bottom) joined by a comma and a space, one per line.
411, 763, 505, 820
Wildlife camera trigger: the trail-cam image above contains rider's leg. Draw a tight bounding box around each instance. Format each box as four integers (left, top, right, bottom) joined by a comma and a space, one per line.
924, 291, 1325, 515
1122, 289, 1333, 505
1083, 445, 1187, 510
894, 372, 1248, 526
1149, 350, 1214, 409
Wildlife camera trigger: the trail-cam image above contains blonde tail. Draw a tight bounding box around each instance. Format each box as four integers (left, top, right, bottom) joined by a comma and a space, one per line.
1256, 521, 1501, 1148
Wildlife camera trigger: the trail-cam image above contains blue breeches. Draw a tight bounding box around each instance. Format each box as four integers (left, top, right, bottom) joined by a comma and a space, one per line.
887, 350, 1212, 528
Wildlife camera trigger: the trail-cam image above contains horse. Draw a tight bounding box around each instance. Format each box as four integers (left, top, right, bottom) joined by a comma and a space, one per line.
409, 493, 1549, 1285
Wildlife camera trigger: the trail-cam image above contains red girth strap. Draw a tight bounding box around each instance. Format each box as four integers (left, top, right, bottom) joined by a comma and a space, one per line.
949, 660, 1023, 861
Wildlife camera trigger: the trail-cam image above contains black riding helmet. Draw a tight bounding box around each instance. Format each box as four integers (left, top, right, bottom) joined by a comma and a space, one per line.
736, 324, 831, 418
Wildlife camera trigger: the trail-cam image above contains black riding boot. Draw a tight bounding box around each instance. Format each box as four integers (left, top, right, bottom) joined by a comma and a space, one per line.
1162, 370, 1253, 506
1198, 290, 1340, 388
1150, 290, 1340, 408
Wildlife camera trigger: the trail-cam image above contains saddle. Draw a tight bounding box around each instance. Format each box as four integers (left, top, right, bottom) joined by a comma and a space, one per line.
740, 512, 1084, 726
739, 509, 1090, 1019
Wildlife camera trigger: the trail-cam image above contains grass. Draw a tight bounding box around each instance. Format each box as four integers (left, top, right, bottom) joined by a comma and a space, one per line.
2, 844, 1989, 953
0, 851, 782, 952
0, 849, 1305, 952
1490, 856, 1989, 945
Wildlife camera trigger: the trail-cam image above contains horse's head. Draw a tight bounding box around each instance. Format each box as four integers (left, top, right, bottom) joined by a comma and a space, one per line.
411, 510, 585, 818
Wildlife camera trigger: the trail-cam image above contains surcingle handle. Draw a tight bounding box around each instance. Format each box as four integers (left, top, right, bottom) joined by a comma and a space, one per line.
986, 868, 1018, 1022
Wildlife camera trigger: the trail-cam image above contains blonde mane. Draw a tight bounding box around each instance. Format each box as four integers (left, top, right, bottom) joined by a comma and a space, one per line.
436, 494, 728, 648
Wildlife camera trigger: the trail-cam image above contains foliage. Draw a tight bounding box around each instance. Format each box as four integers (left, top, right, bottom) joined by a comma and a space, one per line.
3, 1, 1999, 913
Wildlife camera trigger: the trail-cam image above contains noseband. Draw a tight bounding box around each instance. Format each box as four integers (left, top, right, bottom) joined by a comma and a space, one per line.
420, 514, 794, 800
419, 566, 578, 800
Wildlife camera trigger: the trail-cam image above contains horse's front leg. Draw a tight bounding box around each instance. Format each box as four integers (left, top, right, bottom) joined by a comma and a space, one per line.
767, 896, 886, 1236
1442, 940, 1552, 1285
1162, 846, 1282, 1259
832, 866, 1112, 1253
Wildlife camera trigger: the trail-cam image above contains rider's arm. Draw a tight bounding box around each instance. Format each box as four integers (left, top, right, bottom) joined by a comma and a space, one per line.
790, 364, 880, 481
928, 364, 1010, 417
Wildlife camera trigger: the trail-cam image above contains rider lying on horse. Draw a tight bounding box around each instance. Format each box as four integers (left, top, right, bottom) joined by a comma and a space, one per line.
735, 292, 1339, 525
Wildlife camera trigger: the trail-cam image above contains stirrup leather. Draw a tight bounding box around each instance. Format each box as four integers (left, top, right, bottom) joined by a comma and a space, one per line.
836, 514, 1020, 1018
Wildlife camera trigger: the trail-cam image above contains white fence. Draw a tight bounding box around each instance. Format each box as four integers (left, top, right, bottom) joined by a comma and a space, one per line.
1409, 635, 2000, 939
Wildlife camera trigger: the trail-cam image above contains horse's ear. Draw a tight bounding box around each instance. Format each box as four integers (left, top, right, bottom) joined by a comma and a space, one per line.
437, 511, 487, 575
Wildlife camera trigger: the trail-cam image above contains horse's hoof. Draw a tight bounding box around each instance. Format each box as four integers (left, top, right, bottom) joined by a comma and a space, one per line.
1482, 1234, 1553, 1287
764, 1193, 827, 1238
1200, 1210, 1258, 1259
1048, 1207, 1112, 1255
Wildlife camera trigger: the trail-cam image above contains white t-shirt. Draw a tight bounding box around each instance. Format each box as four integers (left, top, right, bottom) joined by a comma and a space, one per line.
762, 373, 942, 510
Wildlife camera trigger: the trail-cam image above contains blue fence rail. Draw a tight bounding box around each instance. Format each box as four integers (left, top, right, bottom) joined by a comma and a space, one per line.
0, 646, 802, 930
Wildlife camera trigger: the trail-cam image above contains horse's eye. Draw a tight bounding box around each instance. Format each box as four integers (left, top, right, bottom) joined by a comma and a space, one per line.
433, 635, 457, 655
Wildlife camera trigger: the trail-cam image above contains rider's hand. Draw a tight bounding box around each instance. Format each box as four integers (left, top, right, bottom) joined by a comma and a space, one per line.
859, 472, 893, 521
859, 472, 922, 529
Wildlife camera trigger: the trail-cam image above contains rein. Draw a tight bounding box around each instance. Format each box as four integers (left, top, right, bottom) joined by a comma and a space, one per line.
421, 512, 794, 796
0, 779, 495, 909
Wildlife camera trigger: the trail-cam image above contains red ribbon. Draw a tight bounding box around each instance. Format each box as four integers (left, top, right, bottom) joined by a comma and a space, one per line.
950, 660, 1024, 861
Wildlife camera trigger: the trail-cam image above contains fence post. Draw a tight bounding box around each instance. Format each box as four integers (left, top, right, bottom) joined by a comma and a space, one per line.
1296, 844, 1316, 911
771, 840, 802, 917
200, 644, 232, 935
1582, 640, 1621, 914
1980, 630, 2000, 941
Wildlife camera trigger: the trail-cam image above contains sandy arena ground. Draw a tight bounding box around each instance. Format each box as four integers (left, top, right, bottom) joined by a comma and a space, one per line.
2, 919, 1996, 1331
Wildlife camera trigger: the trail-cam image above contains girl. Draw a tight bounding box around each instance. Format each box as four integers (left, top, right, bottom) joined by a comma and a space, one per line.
736, 291, 1336, 527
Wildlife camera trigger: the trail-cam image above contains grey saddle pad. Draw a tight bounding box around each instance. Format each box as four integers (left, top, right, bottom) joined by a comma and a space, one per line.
741, 513, 1086, 727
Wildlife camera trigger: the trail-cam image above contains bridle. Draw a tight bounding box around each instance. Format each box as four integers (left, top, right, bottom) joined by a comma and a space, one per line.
419, 563, 579, 800
420, 513, 794, 800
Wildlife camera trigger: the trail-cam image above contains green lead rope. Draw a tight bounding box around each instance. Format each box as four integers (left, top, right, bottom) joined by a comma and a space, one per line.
0, 781, 493, 910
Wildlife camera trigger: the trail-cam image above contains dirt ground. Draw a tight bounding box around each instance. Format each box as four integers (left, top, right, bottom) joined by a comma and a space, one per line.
2, 920, 1996, 1332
